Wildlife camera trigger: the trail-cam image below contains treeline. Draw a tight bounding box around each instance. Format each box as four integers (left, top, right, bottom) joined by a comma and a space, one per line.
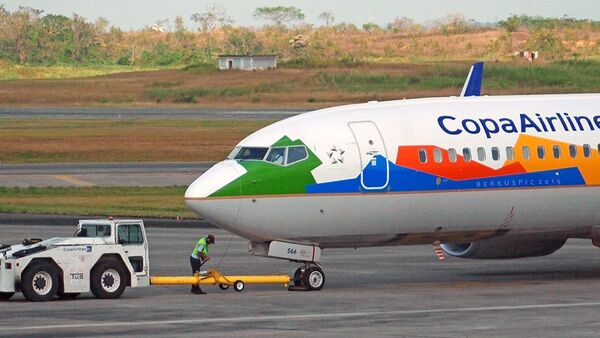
498, 15, 600, 32
1, 5, 600, 67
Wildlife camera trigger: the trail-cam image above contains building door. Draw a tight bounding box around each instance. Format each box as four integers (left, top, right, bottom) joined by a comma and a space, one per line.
348, 121, 389, 190
228, 60, 233, 69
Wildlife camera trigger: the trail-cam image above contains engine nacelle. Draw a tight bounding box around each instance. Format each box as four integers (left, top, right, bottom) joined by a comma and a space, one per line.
441, 237, 567, 259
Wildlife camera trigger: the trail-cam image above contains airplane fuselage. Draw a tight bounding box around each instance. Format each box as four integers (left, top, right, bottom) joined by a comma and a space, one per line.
185, 94, 600, 249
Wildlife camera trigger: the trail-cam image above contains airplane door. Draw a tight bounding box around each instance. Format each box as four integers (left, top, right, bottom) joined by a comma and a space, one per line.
348, 121, 389, 190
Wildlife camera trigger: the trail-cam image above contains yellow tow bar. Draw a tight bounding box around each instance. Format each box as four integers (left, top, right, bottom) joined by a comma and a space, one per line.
150, 269, 291, 292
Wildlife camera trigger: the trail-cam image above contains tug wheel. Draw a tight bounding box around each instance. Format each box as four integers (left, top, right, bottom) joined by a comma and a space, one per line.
90, 258, 127, 299
22, 261, 59, 302
218, 283, 230, 290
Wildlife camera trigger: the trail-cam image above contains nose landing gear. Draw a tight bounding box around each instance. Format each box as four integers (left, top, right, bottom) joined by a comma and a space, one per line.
289, 263, 325, 291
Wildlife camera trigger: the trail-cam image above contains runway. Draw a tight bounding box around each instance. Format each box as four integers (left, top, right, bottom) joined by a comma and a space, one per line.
2, 223, 600, 337
0, 162, 214, 187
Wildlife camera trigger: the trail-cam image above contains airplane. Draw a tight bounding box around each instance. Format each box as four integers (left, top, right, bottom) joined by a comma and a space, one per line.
185, 63, 600, 291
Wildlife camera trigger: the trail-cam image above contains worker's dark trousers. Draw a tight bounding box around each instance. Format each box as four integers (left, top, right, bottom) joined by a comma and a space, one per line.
190, 256, 204, 291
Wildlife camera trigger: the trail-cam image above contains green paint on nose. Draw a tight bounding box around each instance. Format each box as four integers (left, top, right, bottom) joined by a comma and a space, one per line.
210, 136, 322, 197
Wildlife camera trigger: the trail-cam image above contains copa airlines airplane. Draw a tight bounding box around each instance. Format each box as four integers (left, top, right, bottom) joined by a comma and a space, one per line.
185, 65, 600, 291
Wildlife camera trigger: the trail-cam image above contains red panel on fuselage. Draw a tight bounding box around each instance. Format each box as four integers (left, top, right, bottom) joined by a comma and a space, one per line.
396, 145, 526, 181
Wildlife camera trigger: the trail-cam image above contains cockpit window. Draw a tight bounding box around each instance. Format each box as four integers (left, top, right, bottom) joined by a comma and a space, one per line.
228, 145, 309, 165
265, 147, 286, 165
287, 146, 308, 165
227, 146, 241, 159
233, 147, 269, 160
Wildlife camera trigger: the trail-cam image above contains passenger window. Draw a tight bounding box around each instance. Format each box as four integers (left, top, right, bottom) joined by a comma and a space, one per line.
506, 146, 515, 161
598, 143, 600, 156
287, 146, 308, 165
433, 149, 442, 163
118, 224, 144, 245
537, 145, 545, 159
491, 147, 500, 161
462, 148, 471, 162
552, 145, 561, 159
234, 147, 269, 160
522, 146, 531, 160
448, 148, 457, 163
583, 144, 591, 158
265, 147, 286, 165
418, 149, 427, 163
569, 144, 578, 158
477, 147, 486, 161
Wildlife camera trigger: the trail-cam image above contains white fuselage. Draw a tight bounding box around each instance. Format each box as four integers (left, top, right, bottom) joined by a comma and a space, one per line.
185, 94, 600, 248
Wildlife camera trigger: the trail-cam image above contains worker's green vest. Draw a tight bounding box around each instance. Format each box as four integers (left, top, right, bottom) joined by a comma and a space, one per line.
191, 237, 209, 259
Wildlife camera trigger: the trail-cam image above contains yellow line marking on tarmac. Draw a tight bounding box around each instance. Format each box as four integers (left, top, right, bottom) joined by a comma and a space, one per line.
7, 302, 600, 332
51, 175, 95, 187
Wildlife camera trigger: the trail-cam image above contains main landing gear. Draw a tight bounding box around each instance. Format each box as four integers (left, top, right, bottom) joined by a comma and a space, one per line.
289, 263, 325, 291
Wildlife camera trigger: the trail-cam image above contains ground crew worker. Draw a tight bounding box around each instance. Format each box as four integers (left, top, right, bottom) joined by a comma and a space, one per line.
190, 234, 215, 294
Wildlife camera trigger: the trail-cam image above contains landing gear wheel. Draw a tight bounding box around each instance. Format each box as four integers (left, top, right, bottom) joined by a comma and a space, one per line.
0, 292, 14, 301
293, 267, 303, 286
301, 266, 325, 291
57, 291, 80, 300
233, 280, 245, 292
21, 262, 59, 302
90, 259, 127, 299
219, 283, 230, 290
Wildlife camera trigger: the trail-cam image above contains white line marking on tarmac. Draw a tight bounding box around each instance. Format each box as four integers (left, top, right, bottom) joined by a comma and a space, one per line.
7, 302, 600, 332
51, 175, 95, 187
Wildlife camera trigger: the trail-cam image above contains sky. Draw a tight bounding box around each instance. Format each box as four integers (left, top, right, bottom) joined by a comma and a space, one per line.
4, 0, 600, 31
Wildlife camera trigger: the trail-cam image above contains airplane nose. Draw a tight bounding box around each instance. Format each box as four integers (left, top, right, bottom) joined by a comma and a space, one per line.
185, 160, 245, 226
185, 160, 245, 199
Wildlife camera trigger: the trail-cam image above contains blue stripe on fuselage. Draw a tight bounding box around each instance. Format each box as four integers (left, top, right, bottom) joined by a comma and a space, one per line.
306, 156, 585, 194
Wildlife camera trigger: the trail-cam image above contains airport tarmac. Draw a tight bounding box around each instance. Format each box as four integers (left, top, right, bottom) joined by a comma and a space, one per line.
2, 223, 600, 337
0, 162, 213, 187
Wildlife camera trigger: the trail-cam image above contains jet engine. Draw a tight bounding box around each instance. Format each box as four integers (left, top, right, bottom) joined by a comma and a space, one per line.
440, 237, 567, 259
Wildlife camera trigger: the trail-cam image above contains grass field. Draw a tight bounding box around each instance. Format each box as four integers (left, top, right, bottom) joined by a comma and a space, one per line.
0, 63, 160, 81
3, 61, 600, 109
0, 119, 273, 164
0, 186, 193, 218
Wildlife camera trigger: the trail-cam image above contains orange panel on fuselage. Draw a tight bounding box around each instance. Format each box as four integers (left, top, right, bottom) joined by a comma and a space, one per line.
396, 145, 526, 181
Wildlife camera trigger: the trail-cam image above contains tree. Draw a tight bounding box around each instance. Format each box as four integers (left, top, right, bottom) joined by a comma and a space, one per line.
289, 34, 308, 50
70, 14, 99, 62
437, 13, 474, 35
37, 14, 71, 63
224, 27, 263, 55
362, 23, 381, 32
318, 11, 334, 26
191, 4, 232, 31
174, 16, 186, 34
174, 16, 187, 42
253, 6, 304, 26
0, 6, 43, 63
388, 17, 423, 34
